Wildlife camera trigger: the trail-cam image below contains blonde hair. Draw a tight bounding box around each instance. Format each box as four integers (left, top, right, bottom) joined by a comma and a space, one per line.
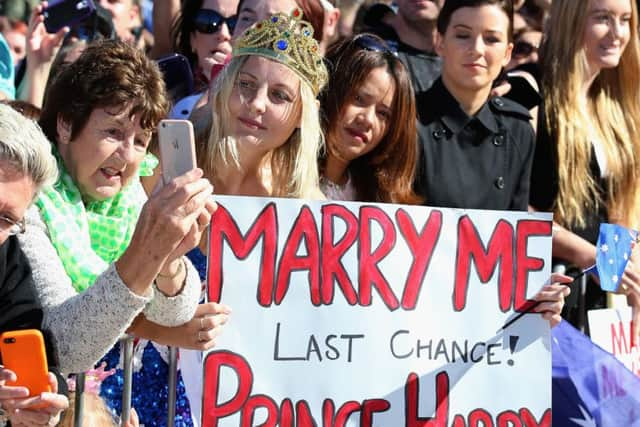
0, 103, 58, 192
541, 0, 640, 228
58, 392, 118, 427
201, 55, 323, 199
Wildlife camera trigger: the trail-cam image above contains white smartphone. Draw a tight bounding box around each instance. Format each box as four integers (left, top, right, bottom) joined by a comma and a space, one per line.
157, 119, 197, 185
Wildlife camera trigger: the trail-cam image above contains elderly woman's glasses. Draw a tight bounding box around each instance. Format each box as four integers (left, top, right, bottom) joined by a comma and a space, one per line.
0, 216, 26, 236
194, 9, 238, 34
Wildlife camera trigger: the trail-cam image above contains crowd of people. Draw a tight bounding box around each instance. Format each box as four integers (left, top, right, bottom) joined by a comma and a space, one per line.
0, 0, 638, 425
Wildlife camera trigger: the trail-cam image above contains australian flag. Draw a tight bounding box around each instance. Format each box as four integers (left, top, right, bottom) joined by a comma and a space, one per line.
552, 321, 640, 426
594, 223, 638, 292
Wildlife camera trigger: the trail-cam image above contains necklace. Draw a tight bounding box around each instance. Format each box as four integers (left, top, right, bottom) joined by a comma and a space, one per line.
320, 174, 349, 190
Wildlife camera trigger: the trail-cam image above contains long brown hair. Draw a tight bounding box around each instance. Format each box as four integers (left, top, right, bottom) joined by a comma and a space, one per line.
320, 33, 421, 204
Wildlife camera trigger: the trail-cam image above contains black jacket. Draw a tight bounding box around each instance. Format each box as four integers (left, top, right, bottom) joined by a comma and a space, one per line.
0, 236, 43, 336
0, 236, 64, 393
414, 78, 535, 211
363, 4, 442, 93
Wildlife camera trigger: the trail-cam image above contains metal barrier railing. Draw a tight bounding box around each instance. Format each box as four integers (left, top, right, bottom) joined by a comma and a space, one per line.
120, 336, 135, 426
166, 347, 179, 427
72, 339, 181, 427
73, 373, 85, 427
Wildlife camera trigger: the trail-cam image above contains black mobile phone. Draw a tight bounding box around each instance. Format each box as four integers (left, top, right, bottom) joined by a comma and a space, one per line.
43, 0, 97, 34
505, 73, 542, 110
156, 54, 195, 104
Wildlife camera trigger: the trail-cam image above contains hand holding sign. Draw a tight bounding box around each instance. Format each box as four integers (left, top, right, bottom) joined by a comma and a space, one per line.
502, 273, 572, 330
531, 273, 572, 327
161, 302, 232, 350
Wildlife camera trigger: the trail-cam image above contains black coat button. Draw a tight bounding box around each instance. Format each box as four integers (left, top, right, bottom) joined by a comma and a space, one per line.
493, 98, 505, 107
432, 129, 446, 139
495, 176, 505, 189
493, 134, 504, 146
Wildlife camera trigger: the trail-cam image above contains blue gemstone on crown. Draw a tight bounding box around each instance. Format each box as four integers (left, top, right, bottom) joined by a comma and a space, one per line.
276, 40, 288, 50
233, 8, 328, 95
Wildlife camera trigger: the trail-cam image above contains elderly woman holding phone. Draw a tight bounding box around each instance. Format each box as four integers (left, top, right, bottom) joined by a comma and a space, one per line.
15, 39, 222, 426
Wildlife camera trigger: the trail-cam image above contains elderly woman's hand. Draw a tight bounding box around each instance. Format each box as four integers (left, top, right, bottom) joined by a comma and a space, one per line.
160, 195, 217, 272
115, 168, 214, 295
145, 302, 232, 350
532, 272, 572, 327
1, 370, 68, 427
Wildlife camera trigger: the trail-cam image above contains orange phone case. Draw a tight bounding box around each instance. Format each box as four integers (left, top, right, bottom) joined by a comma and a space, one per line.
0, 329, 51, 397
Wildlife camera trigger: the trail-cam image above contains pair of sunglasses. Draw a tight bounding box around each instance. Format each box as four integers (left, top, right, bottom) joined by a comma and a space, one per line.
512, 40, 538, 58
353, 34, 397, 55
194, 9, 237, 34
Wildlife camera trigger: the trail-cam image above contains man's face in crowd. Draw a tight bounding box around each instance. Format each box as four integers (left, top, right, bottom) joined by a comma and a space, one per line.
98, 0, 141, 43
395, 0, 444, 23
233, 0, 298, 38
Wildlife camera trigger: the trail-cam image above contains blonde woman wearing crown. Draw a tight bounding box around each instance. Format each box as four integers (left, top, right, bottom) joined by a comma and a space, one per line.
176, 10, 328, 424
200, 9, 327, 199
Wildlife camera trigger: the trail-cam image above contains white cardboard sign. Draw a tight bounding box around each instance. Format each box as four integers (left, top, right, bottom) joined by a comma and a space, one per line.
202, 196, 553, 427
588, 307, 640, 377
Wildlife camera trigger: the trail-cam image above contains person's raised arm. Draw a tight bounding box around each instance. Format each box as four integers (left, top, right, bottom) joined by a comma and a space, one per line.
17, 2, 67, 108
148, 0, 181, 59
549, 222, 597, 271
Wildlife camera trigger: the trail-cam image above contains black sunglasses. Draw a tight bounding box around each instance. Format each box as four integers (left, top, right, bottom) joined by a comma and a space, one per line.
512, 41, 538, 58
194, 9, 237, 34
353, 34, 397, 55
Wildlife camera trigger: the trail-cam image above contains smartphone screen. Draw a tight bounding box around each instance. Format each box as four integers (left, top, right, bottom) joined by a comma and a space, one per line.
44, 0, 96, 34
158, 120, 197, 185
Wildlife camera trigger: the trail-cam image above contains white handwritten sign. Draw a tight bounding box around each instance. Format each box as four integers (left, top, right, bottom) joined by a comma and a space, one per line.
589, 307, 640, 377
202, 196, 553, 426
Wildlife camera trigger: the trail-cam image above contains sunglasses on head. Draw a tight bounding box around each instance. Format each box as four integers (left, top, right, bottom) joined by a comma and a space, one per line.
512, 40, 538, 58
353, 34, 396, 55
194, 9, 237, 34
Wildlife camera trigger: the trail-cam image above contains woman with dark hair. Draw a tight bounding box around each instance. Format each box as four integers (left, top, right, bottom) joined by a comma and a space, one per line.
319, 33, 421, 204
413, 0, 570, 322
414, 0, 534, 211
172, 0, 239, 93
169, 0, 239, 119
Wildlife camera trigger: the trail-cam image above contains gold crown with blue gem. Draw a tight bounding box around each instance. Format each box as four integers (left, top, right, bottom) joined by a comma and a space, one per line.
233, 8, 328, 96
